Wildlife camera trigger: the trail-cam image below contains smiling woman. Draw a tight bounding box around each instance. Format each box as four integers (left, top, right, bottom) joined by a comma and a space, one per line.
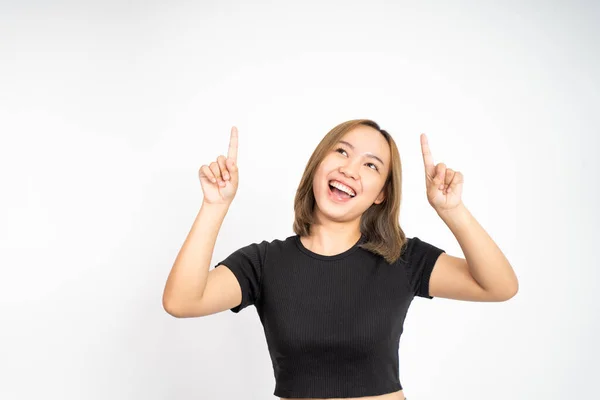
292, 120, 405, 264
162, 118, 517, 400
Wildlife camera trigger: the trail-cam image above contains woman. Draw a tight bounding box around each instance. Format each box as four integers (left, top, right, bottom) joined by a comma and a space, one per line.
162, 119, 519, 400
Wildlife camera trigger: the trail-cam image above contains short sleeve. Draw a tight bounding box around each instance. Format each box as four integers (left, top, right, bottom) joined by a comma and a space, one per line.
402, 237, 446, 299
213, 240, 268, 313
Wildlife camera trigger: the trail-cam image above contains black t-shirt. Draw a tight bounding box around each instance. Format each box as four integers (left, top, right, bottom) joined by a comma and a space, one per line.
214, 233, 445, 398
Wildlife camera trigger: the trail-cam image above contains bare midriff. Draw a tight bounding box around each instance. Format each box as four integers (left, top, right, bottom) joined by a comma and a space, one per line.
280, 389, 406, 400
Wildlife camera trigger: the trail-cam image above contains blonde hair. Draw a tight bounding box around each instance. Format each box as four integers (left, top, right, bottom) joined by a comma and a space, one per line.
292, 119, 407, 264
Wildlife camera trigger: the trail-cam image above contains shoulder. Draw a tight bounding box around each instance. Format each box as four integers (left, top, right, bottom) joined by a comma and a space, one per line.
401, 236, 444, 257
397, 236, 423, 263
254, 234, 297, 250
228, 234, 296, 258
397, 236, 446, 273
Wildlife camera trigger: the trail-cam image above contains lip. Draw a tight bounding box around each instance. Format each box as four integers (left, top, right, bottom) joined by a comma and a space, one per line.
327, 182, 355, 203
328, 178, 358, 197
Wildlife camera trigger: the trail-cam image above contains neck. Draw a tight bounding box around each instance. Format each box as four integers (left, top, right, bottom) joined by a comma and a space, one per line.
301, 222, 362, 256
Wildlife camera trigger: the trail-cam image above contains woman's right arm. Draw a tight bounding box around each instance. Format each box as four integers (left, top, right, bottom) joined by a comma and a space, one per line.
162, 202, 242, 318
162, 126, 242, 318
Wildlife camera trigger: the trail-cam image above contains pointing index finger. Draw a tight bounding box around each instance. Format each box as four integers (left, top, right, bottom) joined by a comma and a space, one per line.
420, 133, 435, 176
228, 126, 238, 162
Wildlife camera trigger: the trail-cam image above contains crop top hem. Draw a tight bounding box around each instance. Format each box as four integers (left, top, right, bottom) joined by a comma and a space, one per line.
274, 380, 402, 398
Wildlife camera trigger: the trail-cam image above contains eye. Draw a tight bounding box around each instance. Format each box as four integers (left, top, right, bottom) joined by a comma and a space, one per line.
335, 147, 348, 156
335, 147, 379, 171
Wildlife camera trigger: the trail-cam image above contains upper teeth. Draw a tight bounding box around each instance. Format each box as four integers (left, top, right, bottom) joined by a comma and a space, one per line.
330, 180, 356, 197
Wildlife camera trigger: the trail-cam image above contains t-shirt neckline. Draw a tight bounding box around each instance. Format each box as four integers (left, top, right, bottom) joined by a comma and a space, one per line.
294, 233, 366, 261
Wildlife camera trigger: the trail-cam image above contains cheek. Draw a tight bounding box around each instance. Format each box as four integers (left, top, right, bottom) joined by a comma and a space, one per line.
363, 179, 386, 199
318, 157, 336, 171
313, 159, 334, 182
311, 170, 325, 195
312, 167, 324, 186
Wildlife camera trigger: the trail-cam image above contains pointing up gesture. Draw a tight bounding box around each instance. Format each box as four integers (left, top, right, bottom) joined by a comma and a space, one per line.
421, 133, 464, 212
198, 126, 240, 205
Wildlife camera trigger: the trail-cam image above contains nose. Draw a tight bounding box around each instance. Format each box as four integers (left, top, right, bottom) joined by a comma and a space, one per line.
339, 159, 360, 180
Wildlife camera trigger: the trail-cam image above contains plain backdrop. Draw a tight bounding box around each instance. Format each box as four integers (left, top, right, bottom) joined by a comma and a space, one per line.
1, 1, 598, 399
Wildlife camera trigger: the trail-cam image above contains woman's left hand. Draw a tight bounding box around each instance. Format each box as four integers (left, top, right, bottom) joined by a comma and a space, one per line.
420, 133, 464, 212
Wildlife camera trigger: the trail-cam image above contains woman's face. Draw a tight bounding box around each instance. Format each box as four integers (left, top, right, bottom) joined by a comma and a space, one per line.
312, 125, 392, 223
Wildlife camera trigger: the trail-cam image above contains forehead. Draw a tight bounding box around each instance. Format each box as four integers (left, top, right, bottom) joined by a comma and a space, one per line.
339, 125, 390, 163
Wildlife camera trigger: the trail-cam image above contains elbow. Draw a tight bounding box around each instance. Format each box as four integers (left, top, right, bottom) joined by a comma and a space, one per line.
507, 282, 519, 300
507, 277, 519, 299
163, 296, 206, 318
162, 297, 187, 318
495, 282, 519, 302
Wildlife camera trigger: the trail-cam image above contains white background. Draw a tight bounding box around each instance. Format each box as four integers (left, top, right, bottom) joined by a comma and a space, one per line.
1, 1, 598, 399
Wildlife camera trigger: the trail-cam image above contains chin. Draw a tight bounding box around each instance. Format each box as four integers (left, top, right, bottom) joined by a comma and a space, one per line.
315, 195, 364, 222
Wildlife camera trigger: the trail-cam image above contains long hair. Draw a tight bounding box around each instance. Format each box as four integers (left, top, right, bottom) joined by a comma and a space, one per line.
292, 119, 407, 264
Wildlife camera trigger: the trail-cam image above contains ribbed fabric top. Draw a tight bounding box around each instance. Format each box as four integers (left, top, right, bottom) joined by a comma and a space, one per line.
214, 234, 445, 398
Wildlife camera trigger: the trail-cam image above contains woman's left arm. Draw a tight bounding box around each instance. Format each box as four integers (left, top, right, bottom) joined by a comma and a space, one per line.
420, 133, 519, 302
434, 203, 519, 300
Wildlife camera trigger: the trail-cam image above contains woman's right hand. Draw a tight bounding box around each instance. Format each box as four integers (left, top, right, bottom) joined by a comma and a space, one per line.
198, 126, 239, 205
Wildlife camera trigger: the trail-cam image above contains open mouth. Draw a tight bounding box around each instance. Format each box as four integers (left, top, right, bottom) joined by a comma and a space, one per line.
328, 181, 356, 200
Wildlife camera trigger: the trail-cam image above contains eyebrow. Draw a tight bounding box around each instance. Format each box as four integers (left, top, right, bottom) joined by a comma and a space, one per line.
338, 140, 385, 166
